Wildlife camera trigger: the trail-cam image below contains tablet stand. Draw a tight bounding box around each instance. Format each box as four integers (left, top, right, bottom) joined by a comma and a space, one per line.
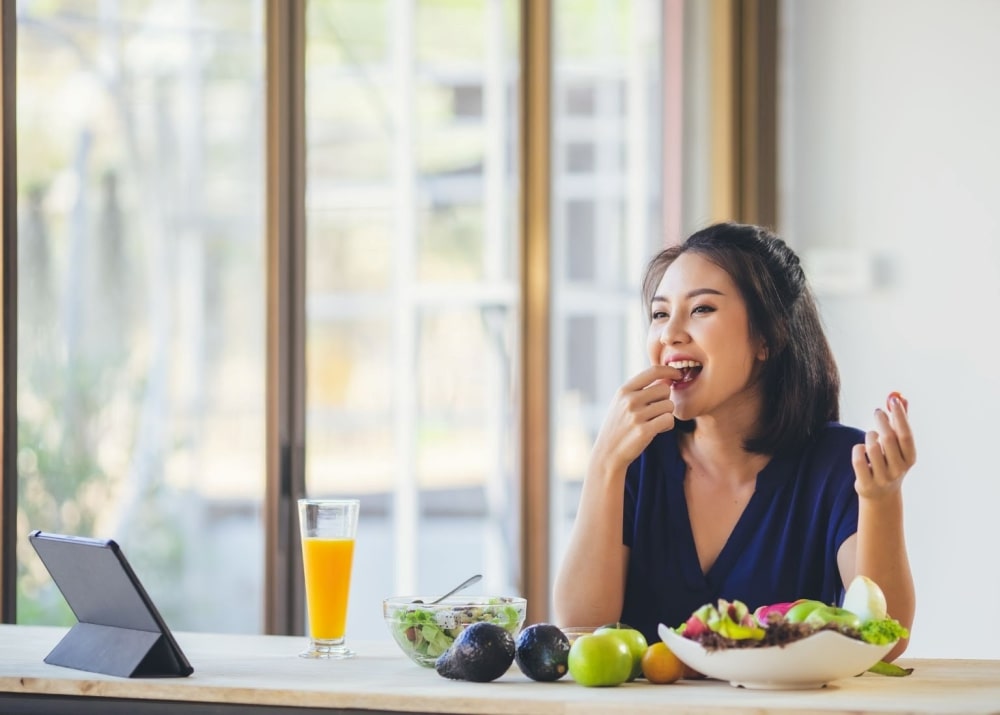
45, 622, 186, 678
28, 531, 194, 679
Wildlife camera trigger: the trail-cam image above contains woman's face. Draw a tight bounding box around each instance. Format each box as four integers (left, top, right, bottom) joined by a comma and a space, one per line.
646, 251, 765, 421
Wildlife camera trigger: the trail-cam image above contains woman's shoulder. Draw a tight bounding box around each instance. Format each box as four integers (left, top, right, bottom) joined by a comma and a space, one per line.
808, 421, 866, 454
784, 422, 864, 488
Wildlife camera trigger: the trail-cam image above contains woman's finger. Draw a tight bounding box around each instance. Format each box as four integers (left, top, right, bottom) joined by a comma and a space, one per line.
864, 430, 890, 485
886, 394, 916, 466
852, 443, 873, 485
874, 409, 907, 477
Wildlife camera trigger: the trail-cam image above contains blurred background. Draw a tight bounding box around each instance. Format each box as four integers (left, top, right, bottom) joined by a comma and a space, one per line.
4, 0, 999, 659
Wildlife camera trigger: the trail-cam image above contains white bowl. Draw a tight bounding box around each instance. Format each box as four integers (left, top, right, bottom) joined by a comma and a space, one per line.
659, 624, 895, 690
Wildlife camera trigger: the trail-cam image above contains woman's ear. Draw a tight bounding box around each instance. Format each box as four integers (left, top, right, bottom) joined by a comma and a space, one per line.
757, 343, 769, 361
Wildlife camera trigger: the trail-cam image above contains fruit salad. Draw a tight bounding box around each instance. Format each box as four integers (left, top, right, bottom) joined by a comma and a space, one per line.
676, 576, 909, 651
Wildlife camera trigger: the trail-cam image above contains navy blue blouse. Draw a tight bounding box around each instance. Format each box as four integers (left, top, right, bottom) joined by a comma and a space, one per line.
620, 422, 863, 644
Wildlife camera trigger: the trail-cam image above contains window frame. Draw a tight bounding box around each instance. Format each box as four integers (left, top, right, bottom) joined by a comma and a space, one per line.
1, 0, 17, 625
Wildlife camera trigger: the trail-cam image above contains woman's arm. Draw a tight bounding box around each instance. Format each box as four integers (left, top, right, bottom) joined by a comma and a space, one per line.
552, 464, 631, 627
839, 393, 916, 661
553, 365, 679, 628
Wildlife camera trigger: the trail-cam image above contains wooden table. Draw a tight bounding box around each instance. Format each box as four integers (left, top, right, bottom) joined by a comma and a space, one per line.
1, 625, 998, 714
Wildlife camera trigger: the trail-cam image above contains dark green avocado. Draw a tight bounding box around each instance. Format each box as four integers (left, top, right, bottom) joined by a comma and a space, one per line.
514, 623, 570, 682
435, 622, 516, 682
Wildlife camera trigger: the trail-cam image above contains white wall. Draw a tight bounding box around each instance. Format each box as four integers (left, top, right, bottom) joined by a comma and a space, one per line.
781, 0, 1000, 658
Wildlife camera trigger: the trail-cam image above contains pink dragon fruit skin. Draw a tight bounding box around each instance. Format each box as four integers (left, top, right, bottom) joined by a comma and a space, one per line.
753, 601, 797, 627
682, 603, 714, 638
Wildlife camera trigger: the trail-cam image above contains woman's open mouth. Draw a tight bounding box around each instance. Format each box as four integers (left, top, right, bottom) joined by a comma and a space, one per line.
667, 359, 703, 386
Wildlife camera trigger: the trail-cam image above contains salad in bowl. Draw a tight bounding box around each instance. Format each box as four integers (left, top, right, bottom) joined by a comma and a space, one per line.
383, 595, 526, 667
659, 576, 910, 689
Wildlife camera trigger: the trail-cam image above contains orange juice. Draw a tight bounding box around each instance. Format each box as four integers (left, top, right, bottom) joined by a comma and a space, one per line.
302, 537, 355, 640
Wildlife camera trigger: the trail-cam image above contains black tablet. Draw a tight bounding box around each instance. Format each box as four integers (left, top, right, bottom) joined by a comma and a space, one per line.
28, 530, 194, 678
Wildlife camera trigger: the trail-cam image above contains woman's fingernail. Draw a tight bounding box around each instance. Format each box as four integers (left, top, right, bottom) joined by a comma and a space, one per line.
888, 391, 908, 411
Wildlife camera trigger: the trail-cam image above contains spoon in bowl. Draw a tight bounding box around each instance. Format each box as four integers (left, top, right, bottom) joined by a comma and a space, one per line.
413, 574, 483, 605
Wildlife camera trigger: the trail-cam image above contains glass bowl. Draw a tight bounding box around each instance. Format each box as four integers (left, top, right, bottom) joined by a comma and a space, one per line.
383, 595, 527, 667
560, 626, 597, 645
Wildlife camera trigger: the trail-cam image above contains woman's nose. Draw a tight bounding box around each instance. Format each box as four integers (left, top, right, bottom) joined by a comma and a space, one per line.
659, 315, 687, 344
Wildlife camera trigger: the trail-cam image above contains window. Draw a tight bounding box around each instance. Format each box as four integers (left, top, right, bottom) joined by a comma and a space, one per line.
550, 0, 664, 576
304, 0, 521, 641
6, 0, 688, 634
15, 1, 266, 632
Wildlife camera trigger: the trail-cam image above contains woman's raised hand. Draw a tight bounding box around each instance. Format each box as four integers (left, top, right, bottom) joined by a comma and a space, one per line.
590, 364, 681, 475
851, 392, 916, 501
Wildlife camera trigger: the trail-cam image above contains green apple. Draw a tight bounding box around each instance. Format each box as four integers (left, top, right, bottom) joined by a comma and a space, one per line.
595, 623, 647, 681
804, 605, 863, 630
567, 632, 633, 687
783, 599, 827, 624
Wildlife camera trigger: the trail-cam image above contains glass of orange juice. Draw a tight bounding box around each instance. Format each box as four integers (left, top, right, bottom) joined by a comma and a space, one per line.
298, 498, 359, 659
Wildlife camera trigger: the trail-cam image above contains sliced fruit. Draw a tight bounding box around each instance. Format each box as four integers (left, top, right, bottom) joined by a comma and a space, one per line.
804, 605, 863, 630
753, 601, 796, 627
679, 599, 765, 641
681, 604, 713, 638
783, 599, 827, 624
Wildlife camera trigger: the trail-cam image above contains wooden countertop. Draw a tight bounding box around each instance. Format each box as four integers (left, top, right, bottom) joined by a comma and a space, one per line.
1, 624, 999, 714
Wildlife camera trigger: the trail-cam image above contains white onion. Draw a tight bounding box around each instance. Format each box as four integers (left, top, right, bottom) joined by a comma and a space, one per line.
841, 575, 888, 624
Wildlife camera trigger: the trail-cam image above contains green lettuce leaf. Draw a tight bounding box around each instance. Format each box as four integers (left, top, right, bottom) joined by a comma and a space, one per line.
859, 618, 909, 645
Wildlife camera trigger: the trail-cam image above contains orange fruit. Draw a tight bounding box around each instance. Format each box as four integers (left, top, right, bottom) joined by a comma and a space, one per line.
640, 641, 685, 684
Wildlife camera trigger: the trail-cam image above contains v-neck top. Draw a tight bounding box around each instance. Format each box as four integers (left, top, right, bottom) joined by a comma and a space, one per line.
620, 422, 863, 644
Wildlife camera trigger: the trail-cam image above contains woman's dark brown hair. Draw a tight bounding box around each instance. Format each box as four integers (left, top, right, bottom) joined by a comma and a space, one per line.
642, 222, 840, 455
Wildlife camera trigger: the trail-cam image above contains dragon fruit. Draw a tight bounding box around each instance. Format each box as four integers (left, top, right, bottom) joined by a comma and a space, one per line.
680, 599, 765, 641
752, 601, 796, 627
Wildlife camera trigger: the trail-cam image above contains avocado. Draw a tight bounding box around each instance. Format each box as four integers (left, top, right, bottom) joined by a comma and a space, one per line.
435, 622, 516, 682
514, 623, 570, 682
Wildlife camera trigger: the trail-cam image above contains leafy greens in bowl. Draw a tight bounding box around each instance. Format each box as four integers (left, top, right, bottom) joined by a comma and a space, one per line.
383, 595, 526, 667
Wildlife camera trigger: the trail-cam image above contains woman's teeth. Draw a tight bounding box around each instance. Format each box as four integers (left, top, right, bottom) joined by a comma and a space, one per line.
667, 360, 702, 383
667, 360, 702, 369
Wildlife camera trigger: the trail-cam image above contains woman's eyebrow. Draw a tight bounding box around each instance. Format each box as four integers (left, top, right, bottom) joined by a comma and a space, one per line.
651, 287, 725, 303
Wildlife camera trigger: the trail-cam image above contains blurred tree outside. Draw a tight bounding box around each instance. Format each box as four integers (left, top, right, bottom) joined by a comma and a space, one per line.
16, 0, 266, 631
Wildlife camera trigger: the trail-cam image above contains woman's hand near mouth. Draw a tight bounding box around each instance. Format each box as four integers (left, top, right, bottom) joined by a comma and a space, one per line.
590, 364, 682, 476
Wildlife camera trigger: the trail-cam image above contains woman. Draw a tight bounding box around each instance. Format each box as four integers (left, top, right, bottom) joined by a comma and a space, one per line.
553, 222, 915, 661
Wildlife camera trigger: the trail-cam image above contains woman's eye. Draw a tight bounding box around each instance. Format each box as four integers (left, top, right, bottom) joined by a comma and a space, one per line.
692, 305, 716, 315
651, 310, 668, 320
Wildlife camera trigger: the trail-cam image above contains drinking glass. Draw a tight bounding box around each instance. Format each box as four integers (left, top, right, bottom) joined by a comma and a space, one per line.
298, 498, 360, 659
